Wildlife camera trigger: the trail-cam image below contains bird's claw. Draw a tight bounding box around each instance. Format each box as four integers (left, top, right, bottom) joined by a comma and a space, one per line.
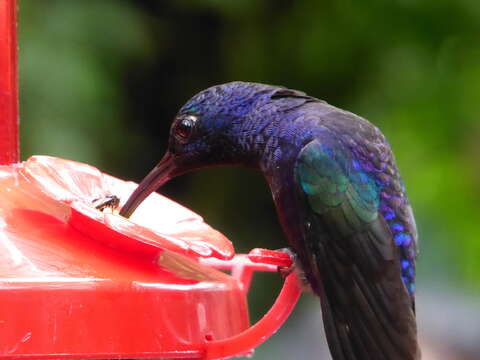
275, 248, 310, 289
275, 247, 298, 279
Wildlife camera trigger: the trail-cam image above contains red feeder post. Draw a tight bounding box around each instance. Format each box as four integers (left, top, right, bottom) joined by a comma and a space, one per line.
0, 2, 302, 359
0, 0, 18, 165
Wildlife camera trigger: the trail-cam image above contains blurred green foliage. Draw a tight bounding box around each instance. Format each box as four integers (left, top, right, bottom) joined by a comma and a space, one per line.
18, 0, 480, 312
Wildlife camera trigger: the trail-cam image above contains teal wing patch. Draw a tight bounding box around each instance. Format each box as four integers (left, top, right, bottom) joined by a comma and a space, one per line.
297, 139, 380, 223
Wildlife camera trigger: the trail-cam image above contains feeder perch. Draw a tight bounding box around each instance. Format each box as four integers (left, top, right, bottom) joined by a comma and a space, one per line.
0, 2, 302, 359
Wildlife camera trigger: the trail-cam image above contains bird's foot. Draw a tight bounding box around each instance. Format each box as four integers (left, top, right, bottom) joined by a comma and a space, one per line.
275, 247, 298, 277
275, 248, 311, 289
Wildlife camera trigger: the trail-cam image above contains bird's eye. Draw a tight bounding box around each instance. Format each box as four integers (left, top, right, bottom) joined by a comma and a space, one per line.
174, 115, 197, 143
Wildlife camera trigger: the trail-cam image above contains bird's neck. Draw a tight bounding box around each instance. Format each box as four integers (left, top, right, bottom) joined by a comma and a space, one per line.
234, 117, 311, 177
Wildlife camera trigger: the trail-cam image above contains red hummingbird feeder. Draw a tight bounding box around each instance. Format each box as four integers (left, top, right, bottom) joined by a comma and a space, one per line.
0, 1, 301, 359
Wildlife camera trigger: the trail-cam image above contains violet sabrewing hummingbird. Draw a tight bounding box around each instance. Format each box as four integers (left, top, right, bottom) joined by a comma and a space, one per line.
120, 82, 420, 360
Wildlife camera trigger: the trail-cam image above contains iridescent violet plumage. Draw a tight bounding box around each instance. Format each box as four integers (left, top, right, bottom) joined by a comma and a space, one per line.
121, 81, 420, 360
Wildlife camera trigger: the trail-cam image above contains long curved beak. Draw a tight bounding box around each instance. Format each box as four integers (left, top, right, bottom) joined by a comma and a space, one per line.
119, 151, 177, 218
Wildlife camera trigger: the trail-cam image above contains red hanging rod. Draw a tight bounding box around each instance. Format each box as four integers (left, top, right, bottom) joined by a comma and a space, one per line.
0, 0, 18, 165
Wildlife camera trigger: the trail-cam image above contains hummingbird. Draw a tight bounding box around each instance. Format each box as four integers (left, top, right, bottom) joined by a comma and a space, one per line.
120, 82, 420, 360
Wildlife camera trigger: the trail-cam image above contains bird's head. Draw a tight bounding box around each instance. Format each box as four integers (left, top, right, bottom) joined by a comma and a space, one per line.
119, 81, 282, 217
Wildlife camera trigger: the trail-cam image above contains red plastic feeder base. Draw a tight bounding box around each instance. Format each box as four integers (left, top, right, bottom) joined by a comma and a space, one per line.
0, 156, 301, 360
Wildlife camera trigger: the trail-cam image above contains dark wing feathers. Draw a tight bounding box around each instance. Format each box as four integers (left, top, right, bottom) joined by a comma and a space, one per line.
295, 139, 419, 360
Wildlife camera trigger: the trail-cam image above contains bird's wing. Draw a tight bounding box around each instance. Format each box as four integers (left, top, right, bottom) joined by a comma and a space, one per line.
294, 138, 419, 360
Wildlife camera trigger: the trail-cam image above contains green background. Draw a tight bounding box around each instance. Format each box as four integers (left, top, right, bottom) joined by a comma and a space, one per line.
18, 1, 480, 358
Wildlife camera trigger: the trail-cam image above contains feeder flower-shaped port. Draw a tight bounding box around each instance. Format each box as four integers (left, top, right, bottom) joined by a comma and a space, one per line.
20, 155, 234, 262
